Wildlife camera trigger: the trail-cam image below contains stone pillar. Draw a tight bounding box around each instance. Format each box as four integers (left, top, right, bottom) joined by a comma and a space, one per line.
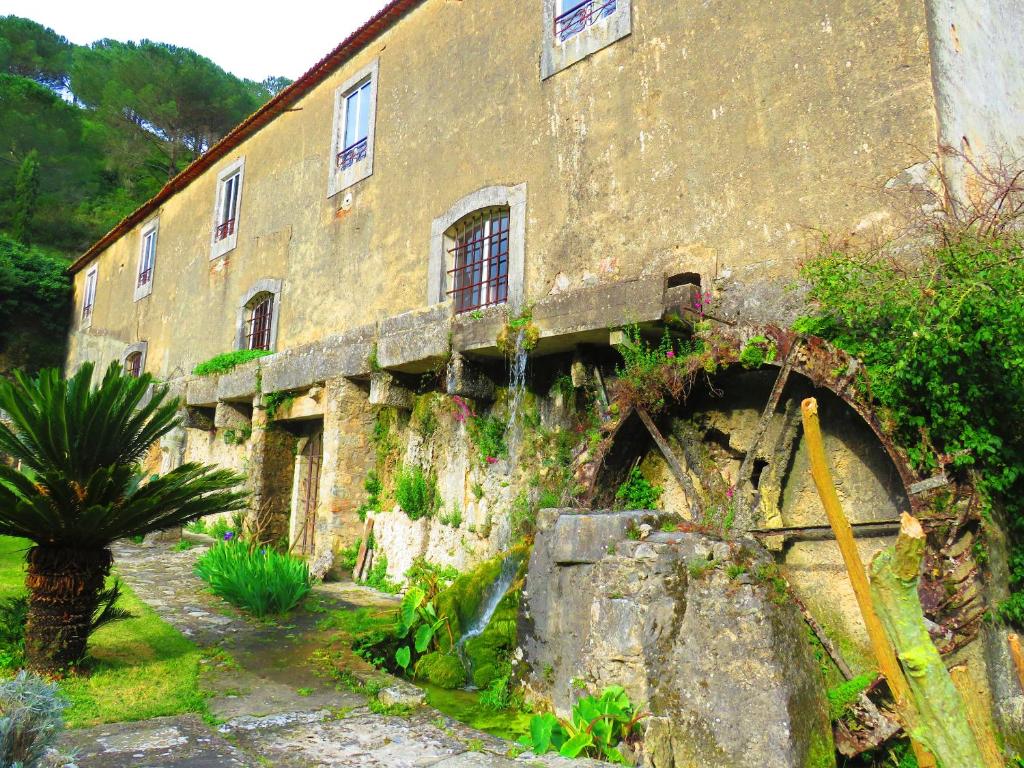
247, 396, 295, 544
317, 378, 375, 555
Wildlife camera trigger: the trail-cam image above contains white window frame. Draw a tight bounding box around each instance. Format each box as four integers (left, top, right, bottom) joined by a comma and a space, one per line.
210, 157, 245, 260
541, 0, 632, 79
327, 59, 380, 198
134, 218, 158, 301
81, 265, 98, 329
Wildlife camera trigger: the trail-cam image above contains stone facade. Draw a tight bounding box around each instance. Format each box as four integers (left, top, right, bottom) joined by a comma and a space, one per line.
60, 1, 1024, 750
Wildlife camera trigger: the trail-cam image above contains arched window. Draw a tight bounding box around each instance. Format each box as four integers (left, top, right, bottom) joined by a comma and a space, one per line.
428, 185, 526, 312
447, 207, 510, 313
245, 293, 274, 351
124, 351, 143, 378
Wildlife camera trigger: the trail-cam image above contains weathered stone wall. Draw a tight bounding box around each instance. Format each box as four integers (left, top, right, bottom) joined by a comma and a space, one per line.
65, 0, 937, 379
521, 509, 833, 768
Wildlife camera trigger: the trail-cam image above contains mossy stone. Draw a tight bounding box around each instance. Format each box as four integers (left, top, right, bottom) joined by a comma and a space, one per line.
415, 652, 466, 689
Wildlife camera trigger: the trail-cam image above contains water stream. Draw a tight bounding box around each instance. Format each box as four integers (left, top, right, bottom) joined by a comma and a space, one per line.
455, 555, 520, 682
504, 328, 529, 460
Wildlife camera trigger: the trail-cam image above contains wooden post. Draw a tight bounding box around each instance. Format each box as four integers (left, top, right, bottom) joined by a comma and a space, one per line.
950, 665, 1004, 768
801, 397, 936, 768
353, 517, 375, 582
870, 514, 988, 767
636, 408, 700, 520
1008, 633, 1024, 691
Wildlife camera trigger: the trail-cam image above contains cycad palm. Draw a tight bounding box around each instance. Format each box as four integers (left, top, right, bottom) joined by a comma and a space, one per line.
0, 362, 247, 672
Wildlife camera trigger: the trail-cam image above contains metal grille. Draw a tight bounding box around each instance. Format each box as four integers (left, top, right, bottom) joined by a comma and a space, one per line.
246, 295, 274, 351
137, 265, 153, 287
446, 208, 510, 313
125, 352, 142, 378
555, 0, 617, 41
297, 431, 323, 556
214, 218, 235, 242
337, 137, 368, 170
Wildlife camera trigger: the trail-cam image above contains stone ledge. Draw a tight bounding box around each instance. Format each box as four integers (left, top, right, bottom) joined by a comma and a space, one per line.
216, 361, 260, 403
261, 324, 375, 393
185, 375, 218, 407
377, 303, 452, 373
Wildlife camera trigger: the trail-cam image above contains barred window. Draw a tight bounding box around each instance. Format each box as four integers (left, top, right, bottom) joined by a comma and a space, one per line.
446, 207, 510, 313
124, 351, 143, 378
245, 294, 274, 351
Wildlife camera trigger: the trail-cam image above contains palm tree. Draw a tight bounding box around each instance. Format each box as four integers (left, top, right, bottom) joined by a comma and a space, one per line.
0, 362, 247, 673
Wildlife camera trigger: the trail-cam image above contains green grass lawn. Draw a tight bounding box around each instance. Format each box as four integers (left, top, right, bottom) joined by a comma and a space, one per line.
0, 535, 206, 728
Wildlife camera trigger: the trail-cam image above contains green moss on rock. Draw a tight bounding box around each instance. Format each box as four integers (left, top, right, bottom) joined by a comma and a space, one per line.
415, 652, 467, 689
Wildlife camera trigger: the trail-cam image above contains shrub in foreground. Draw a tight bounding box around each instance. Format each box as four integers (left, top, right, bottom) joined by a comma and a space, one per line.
0, 671, 68, 768
195, 539, 312, 618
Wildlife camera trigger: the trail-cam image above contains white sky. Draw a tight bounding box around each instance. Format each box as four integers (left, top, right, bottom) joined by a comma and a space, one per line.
2, 0, 393, 81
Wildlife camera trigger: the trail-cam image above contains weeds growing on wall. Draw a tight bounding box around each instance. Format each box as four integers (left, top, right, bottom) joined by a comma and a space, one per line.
612, 325, 716, 413
795, 154, 1024, 622
356, 470, 383, 522
263, 391, 296, 420
468, 413, 509, 466
395, 465, 440, 521
192, 349, 272, 376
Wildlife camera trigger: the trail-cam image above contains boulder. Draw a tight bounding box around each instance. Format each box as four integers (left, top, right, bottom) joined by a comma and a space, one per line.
520, 510, 834, 768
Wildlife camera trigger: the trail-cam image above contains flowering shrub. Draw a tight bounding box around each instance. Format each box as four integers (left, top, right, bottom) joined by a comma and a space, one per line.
194, 539, 312, 618
612, 325, 711, 413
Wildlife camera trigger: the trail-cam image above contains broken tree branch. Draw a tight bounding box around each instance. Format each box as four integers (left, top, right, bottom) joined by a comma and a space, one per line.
870, 513, 988, 767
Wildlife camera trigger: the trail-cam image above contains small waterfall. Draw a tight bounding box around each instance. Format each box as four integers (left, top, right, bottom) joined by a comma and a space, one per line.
456, 556, 519, 682
505, 328, 529, 460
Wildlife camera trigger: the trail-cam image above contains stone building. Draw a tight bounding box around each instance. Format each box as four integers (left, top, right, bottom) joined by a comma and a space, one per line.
64, 0, 1023, 754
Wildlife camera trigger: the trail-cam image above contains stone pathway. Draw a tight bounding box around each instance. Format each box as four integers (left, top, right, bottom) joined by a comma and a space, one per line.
62, 541, 598, 768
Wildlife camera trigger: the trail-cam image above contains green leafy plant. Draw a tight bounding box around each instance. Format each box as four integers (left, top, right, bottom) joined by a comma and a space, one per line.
194, 538, 312, 618
0, 596, 28, 671
497, 307, 540, 355
614, 468, 663, 510
523, 686, 645, 764
797, 222, 1024, 621
468, 414, 509, 467
263, 391, 296, 420
393, 586, 456, 674
356, 470, 383, 522
363, 552, 401, 594
0, 362, 247, 672
192, 349, 271, 376
395, 465, 439, 521
738, 335, 777, 369
612, 325, 708, 413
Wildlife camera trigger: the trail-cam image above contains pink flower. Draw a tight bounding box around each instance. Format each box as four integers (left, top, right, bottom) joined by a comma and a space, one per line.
486, 456, 498, 464
725, 486, 735, 500
452, 395, 473, 423
666, 350, 676, 359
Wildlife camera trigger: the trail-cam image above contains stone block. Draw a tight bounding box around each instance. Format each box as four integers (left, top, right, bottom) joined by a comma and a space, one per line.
377, 683, 426, 709
214, 401, 252, 430
445, 352, 495, 401
377, 304, 451, 373
185, 375, 218, 407
550, 510, 661, 565
368, 371, 414, 409
522, 510, 833, 768
181, 406, 215, 431
451, 306, 506, 356
261, 324, 375, 393
216, 361, 260, 403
